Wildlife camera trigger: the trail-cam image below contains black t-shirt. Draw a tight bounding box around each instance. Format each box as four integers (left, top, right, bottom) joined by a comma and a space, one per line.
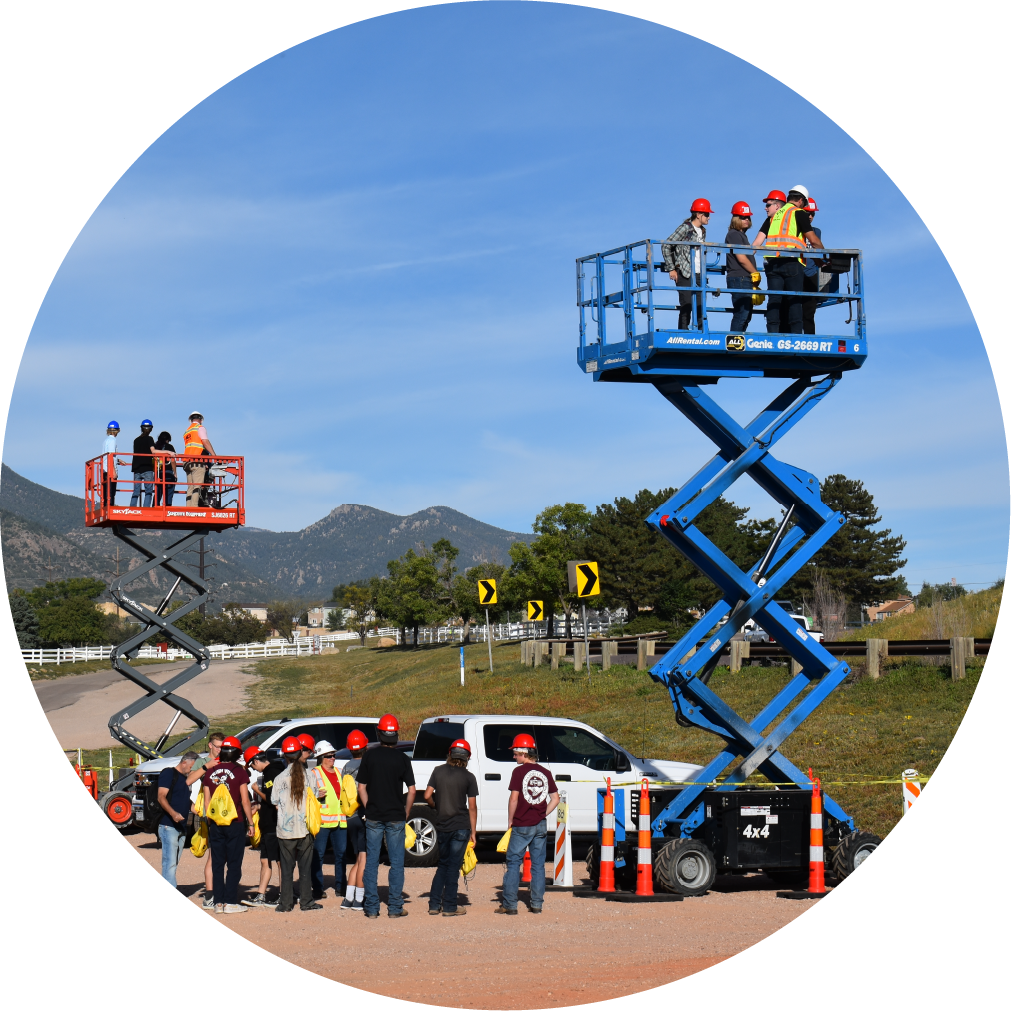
428, 763, 479, 832
357, 746, 415, 822
157, 766, 192, 829
132, 433, 156, 473
256, 761, 285, 833
759, 208, 813, 260
725, 229, 756, 277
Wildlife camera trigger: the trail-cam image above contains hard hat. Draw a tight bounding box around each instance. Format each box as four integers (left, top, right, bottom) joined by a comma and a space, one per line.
806, 197, 819, 213
296, 732, 316, 751
763, 190, 787, 204
449, 739, 472, 757
511, 733, 536, 752
314, 739, 336, 758
189, 411, 204, 419
690, 197, 712, 214
788, 184, 810, 201
347, 729, 369, 751
218, 736, 242, 761
731, 200, 753, 217
221, 736, 241, 749
141, 419, 153, 428
378, 714, 400, 733
281, 736, 302, 755
106, 420, 120, 431
243, 745, 265, 765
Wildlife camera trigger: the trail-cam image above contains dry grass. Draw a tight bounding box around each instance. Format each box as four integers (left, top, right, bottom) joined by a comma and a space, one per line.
839, 584, 1003, 641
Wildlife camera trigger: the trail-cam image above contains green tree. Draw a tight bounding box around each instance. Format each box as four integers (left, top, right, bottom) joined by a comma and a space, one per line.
378, 547, 446, 646
916, 581, 965, 608
325, 607, 345, 632
344, 579, 381, 646
26, 577, 107, 610
9, 591, 39, 648
452, 561, 509, 642
265, 600, 303, 642
200, 604, 269, 646
26, 577, 112, 647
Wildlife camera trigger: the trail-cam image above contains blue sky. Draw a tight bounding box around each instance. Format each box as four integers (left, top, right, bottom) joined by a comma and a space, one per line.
8, 2, 1007, 591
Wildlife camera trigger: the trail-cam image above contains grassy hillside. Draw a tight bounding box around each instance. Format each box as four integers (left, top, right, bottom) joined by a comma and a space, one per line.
840, 584, 1003, 641
76, 642, 982, 841
1, 509, 108, 589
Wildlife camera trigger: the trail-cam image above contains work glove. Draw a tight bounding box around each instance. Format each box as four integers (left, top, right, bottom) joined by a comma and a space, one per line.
752, 293, 766, 306
750, 272, 761, 285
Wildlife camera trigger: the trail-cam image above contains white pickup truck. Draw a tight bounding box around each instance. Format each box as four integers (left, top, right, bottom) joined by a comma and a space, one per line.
403, 714, 700, 866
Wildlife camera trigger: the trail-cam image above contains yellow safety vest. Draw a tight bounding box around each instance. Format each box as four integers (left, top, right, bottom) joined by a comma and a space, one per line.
315, 768, 347, 828
183, 421, 204, 456
764, 204, 807, 262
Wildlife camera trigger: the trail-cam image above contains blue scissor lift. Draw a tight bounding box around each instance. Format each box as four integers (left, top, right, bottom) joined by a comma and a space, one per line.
579, 238, 880, 894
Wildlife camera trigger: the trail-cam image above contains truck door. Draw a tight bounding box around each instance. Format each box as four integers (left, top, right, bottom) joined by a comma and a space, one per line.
475, 722, 542, 832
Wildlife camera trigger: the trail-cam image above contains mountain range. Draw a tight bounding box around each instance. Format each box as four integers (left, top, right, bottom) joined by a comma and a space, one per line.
0, 464, 533, 603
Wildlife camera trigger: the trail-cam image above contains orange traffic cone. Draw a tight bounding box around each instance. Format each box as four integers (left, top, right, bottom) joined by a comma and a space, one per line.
808, 768, 826, 894
635, 779, 654, 896
598, 777, 615, 892
522, 848, 532, 883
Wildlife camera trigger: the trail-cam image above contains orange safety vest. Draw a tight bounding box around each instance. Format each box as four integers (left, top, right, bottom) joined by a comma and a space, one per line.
183, 421, 205, 456
764, 204, 807, 262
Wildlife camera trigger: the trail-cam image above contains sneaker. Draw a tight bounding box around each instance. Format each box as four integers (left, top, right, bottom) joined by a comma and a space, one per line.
442, 908, 467, 916
494, 906, 518, 915
428, 908, 443, 916
340, 898, 356, 911
214, 904, 225, 914
202, 895, 215, 909
300, 902, 324, 911
352, 900, 364, 911
241, 893, 270, 907
275, 905, 293, 913
222, 904, 248, 914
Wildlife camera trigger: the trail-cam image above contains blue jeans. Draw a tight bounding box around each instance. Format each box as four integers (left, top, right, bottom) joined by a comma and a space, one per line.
429, 828, 470, 912
364, 820, 405, 915
158, 822, 186, 888
502, 821, 547, 910
312, 825, 347, 896
727, 275, 754, 332
130, 470, 155, 507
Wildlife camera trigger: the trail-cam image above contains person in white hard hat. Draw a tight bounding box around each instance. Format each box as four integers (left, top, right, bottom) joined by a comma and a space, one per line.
752, 184, 824, 334
308, 740, 348, 901
182, 411, 215, 506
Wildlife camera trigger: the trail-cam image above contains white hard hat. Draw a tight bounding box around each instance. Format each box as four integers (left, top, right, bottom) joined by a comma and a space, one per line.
189, 410, 204, 419
314, 739, 336, 758
789, 184, 810, 200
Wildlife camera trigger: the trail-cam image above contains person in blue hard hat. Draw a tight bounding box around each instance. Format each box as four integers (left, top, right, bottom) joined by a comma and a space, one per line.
129, 420, 159, 507
102, 421, 122, 506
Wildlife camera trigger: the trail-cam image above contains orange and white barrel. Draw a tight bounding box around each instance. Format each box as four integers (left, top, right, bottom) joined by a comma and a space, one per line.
902, 769, 921, 814
598, 777, 615, 892
808, 768, 826, 894
635, 779, 654, 896
554, 792, 573, 886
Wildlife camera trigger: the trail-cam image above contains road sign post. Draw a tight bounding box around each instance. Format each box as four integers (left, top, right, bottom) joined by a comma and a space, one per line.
478, 579, 497, 674
460, 645, 465, 687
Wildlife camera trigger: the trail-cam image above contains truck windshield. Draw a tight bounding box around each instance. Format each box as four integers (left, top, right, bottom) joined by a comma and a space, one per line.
238, 725, 279, 749
414, 721, 466, 760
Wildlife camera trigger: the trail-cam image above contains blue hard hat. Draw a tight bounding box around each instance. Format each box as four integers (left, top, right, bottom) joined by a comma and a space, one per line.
107, 420, 120, 430
141, 419, 153, 427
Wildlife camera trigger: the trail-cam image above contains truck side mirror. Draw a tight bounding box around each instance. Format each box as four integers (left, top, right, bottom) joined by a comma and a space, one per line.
616, 752, 631, 773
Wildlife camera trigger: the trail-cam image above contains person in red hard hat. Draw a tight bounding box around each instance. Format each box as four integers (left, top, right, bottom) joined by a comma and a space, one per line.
725, 201, 761, 333
340, 729, 370, 910
271, 736, 322, 913
358, 714, 416, 918
241, 747, 280, 907
424, 737, 479, 916
799, 197, 839, 334
662, 197, 712, 330
496, 733, 559, 916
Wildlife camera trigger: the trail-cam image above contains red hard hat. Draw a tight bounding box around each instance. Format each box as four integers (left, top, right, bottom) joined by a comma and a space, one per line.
731, 200, 753, 217
511, 733, 536, 751
281, 736, 302, 755
690, 197, 712, 214
243, 746, 264, 765
347, 730, 369, 751
221, 736, 241, 750
449, 739, 471, 755
296, 733, 315, 751
806, 197, 819, 213
378, 714, 400, 733
764, 190, 787, 204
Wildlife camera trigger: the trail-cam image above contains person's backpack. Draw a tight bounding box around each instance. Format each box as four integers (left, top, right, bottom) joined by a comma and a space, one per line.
340, 774, 359, 816
404, 823, 417, 850
207, 783, 239, 826
250, 810, 261, 848
190, 818, 208, 856
461, 840, 478, 876
305, 790, 322, 836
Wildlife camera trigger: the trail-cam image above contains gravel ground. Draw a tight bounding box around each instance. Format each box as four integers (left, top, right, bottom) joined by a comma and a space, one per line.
128, 831, 809, 1007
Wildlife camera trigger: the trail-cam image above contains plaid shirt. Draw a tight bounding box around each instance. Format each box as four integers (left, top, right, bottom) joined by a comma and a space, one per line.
662, 219, 705, 277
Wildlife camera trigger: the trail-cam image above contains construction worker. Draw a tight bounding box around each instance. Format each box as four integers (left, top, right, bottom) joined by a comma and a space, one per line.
272, 736, 322, 913
724, 201, 760, 332
497, 733, 559, 915
129, 420, 165, 508
752, 185, 824, 334
200, 735, 253, 914
801, 197, 839, 334
102, 421, 121, 506
308, 740, 348, 901
341, 729, 369, 911
183, 411, 215, 507
425, 739, 478, 916
242, 747, 280, 907
662, 198, 712, 329
358, 713, 415, 919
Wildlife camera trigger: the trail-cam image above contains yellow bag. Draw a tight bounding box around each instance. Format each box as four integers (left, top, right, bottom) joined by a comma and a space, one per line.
250, 810, 261, 848
404, 823, 417, 850
461, 840, 477, 876
207, 783, 238, 826
190, 818, 208, 857
496, 828, 511, 853
193, 788, 204, 818
340, 774, 359, 816
306, 790, 322, 836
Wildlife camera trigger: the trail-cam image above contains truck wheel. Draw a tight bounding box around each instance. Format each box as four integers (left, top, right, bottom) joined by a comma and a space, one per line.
101, 791, 134, 828
831, 830, 881, 880
404, 805, 439, 867
655, 838, 716, 896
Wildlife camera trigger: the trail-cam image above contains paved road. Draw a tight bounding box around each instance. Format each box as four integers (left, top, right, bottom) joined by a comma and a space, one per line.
36, 658, 259, 750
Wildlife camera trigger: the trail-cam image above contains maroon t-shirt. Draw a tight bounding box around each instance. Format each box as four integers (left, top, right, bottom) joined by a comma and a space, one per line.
508, 763, 557, 827
202, 762, 250, 821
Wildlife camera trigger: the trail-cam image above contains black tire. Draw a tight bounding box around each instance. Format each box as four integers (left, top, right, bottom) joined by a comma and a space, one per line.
404, 805, 439, 867
766, 868, 808, 888
655, 838, 716, 896
831, 830, 881, 880
585, 842, 599, 888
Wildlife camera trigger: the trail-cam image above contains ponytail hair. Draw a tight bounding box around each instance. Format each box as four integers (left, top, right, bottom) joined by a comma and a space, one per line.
287, 753, 305, 807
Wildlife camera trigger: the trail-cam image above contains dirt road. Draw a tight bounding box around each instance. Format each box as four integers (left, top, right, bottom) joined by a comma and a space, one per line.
127, 831, 809, 1008
36, 659, 258, 749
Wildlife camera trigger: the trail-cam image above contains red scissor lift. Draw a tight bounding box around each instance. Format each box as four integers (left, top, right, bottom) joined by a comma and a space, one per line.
85, 453, 245, 760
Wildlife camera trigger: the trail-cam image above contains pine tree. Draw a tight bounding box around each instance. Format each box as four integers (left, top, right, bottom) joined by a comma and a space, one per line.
9, 592, 39, 648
